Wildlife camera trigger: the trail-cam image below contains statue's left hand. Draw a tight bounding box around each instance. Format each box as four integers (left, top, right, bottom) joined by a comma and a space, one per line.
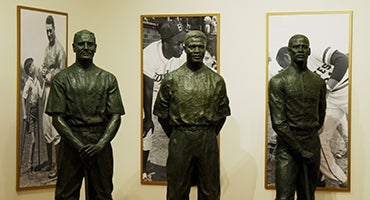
79, 143, 104, 159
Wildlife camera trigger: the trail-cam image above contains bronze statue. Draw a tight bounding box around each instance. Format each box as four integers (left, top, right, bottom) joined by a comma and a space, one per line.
268, 34, 326, 200
45, 29, 125, 200
154, 30, 231, 200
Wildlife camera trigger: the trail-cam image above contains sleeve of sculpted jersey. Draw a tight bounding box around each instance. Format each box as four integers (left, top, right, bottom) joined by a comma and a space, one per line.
153, 73, 171, 120
106, 75, 125, 115
217, 77, 231, 119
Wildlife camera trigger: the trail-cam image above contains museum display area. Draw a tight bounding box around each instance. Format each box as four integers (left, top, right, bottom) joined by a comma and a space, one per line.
1, 0, 370, 199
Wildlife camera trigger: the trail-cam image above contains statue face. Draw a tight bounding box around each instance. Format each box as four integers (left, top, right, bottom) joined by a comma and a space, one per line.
288, 36, 311, 64
73, 32, 97, 62
184, 37, 206, 64
46, 24, 56, 44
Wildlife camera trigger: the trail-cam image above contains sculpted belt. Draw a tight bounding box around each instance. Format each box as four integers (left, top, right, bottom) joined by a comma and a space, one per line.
173, 125, 215, 132
69, 125, 107, 142
290, 126, 318, 134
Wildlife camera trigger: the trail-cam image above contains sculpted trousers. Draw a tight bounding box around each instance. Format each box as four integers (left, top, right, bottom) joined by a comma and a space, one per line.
55, 127, 113, 200
166, 127, 220, 200
275, 130, 320, 200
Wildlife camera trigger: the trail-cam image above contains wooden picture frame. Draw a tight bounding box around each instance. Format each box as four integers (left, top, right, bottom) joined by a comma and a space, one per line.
265, 11, 352, 191
17, 5, 68, 190
141, 13, 220, 185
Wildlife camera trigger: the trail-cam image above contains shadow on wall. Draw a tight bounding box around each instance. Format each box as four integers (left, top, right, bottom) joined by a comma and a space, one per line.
220, 117, 257, 199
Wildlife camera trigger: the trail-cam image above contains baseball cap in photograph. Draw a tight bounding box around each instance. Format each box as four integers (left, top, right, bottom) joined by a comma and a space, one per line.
276, 46, 290, 69
159, 19, 186, 41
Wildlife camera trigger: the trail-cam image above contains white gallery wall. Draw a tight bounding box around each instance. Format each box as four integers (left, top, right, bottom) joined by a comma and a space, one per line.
1, 0, 369, 199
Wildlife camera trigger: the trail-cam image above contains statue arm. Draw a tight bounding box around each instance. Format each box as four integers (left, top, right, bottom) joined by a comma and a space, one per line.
268, 79, 305, 155
215, 79, 230, 135
99, 114, 121, 146
52, 114, 85, 151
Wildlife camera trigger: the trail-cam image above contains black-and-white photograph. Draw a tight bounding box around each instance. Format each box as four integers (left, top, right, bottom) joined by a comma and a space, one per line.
141, 14, 219, 184
265, 11, 352, 191
17, 6, 67, 190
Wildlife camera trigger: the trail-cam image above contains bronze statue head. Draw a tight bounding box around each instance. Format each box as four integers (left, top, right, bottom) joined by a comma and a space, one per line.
183, 30, 207, 67
288, 34, 311, 67
73, 30, 97, 65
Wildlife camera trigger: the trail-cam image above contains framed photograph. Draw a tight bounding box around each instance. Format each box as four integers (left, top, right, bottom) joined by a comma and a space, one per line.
141, 13, 220, 185
17, 5, 68, 190
265, 11, 352, 191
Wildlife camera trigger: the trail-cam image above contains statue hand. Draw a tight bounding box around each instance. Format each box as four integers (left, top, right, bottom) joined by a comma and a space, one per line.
143, 118, 154, 138
79, 143, 104, 159
301, 150, 314, 164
